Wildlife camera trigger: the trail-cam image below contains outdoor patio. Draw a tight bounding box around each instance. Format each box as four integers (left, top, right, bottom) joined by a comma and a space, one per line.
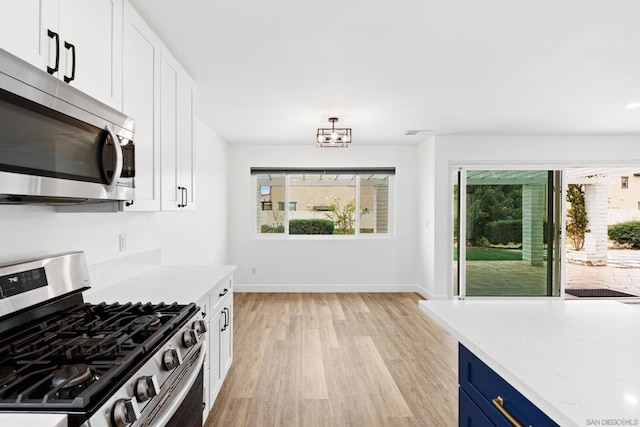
461, 250, 640, 298
565, 250, 640, 298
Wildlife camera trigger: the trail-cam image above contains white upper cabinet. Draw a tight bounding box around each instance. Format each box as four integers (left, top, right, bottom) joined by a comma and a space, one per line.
57, 0, 123, 109
0, 0, 123, 110
161, 46, 196, 211
0, 0, 58, 70
121, 1, 161, 211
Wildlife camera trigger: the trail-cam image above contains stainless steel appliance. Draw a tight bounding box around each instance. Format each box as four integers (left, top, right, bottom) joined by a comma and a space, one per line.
0, 252, 206, 427
0, 48, 135, 205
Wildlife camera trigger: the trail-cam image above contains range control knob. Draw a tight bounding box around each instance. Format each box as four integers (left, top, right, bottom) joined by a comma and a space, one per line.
112, 398, 140, 427
193, 319, 207, 334
182, 329, 198, 348
162, 348, 182, 370
135, 375, 160, 402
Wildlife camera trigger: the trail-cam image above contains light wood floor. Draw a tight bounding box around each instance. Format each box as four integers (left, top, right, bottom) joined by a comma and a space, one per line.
205, 293, 458, 427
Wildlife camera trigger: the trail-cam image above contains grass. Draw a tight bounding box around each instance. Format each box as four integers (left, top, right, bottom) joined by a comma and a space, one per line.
455, 247, 523, 261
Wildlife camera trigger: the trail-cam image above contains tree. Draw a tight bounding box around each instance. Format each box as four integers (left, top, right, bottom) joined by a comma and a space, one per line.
466, 185, 522, 245
325, 198, 356, 235
566, 184, 589, 250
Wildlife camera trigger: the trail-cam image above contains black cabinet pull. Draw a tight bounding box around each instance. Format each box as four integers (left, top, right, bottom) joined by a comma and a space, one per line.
221, 309, 227, 331
219, 288, 229, 297
178, 186, 185, 207
224, 307, 230, 328
47, 30, 59, 74
63, 41, 76, 83
183, 186, 188, 207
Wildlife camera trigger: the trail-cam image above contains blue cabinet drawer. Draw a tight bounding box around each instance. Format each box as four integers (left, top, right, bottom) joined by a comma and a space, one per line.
460, 387, 495, 427
459, 344, 558, 427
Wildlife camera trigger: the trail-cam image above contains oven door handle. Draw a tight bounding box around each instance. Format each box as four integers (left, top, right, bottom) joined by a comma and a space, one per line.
153, 341, 206, 427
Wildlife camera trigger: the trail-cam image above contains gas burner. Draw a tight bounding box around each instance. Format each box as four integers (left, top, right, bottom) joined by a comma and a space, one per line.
0, 366, 17, 387
52, 364, 92, 389
133, 315, 161, 327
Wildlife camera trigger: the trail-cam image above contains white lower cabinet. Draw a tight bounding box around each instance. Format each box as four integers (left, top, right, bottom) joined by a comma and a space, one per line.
200, 275, 233, 423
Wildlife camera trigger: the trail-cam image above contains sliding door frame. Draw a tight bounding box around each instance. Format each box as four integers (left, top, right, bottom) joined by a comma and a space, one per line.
452, 164, 566, 300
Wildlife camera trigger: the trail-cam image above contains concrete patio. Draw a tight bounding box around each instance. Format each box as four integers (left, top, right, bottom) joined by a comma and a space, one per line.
566, 250, 640, 298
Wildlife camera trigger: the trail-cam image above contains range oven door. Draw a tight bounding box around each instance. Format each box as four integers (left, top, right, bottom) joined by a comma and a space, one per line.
137, 341, 206, 427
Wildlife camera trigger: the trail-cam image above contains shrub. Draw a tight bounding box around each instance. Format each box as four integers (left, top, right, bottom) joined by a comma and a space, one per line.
485, 220, 522, 245
608, 221, 640, 248
289, 219, 334, 235
261, 224, 284, 233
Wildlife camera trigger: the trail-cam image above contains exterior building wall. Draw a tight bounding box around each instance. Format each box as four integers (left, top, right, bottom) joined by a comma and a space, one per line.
607, 174, 640, 211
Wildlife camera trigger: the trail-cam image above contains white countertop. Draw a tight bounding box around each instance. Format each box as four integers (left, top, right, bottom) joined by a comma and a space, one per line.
419, 300, 640, 427
0, 414, 66, 427
84, 265, 236, 304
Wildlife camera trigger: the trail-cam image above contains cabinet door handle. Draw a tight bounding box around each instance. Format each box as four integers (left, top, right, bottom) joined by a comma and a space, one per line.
491, 396, 523, 427
220, 309, 226, 331
219, 288, 229, 297
225, 307, 230, 328
178, 186, 185, 207
63, 41, 76, 83
177, 186, 183, 207
183, 186, 188, 207
47, 30, 60, 74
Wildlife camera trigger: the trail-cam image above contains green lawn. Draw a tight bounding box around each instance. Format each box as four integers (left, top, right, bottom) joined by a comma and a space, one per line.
455, 247, 523, 261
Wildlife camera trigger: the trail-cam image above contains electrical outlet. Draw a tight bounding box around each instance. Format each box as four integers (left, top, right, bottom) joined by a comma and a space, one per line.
119, 233, 127, 252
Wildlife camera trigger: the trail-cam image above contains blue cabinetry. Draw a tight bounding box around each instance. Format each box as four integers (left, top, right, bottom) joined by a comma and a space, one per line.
458, 344, 558, 427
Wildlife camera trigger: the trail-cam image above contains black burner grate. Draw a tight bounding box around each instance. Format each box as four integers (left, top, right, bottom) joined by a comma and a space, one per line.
0, 299, 196, 412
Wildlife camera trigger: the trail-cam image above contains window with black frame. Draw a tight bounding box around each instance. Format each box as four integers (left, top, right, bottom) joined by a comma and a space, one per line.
253, 168, 394, 236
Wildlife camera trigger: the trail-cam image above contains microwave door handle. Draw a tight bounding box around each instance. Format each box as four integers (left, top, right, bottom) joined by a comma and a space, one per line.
104, 125, 123, 193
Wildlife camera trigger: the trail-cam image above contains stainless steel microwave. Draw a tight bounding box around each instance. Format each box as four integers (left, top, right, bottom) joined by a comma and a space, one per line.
0, 48, 135, 205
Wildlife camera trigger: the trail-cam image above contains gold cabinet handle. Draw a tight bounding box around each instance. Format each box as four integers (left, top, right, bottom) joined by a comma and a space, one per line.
492, 396, 523, 427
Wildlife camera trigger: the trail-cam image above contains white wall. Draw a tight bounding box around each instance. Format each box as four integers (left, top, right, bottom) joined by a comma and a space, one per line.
158, 119, 229, 266
0, 118, 228, 288
227, 144, 419, 290
417, 134, 640, 299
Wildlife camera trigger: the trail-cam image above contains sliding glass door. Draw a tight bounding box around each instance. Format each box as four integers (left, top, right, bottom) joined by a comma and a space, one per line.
455, 169, 562, 297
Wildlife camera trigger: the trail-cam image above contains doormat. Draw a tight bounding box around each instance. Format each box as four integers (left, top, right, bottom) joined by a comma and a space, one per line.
565, 288, 637, 298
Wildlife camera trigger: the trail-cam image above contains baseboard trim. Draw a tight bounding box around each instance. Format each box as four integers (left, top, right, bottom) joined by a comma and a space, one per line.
234, 284, 419, 293
416, 284, 450, 300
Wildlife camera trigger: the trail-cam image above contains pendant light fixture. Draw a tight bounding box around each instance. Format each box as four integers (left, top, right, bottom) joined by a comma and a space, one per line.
316, 117, 352, 147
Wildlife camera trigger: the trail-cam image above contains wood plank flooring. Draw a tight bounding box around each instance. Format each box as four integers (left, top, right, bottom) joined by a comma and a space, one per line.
205, 293, 457, 427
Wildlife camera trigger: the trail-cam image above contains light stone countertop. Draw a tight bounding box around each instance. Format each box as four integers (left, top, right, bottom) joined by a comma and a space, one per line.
0, 414, 67, 426
84, 265, 237, 305
419, 299, 640, 427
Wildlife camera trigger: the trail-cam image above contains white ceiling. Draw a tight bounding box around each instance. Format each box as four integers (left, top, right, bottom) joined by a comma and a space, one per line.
130, 0, 640, 145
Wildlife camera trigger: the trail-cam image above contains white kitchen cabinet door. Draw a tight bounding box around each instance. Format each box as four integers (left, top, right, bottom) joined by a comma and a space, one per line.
160, 46, 196, 211
57, 0, 123, 110
220, 295, 233, 378
209, 305, 222, 405
121, 1, 161, 211
0, 0, 58, 71
177, 76, 196, 209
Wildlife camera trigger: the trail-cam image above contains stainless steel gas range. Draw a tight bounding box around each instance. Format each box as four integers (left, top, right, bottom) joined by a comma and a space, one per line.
0, 252, 207, 427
